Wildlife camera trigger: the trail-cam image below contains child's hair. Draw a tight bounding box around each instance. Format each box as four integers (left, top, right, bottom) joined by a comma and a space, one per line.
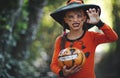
60, 28, 67, 50
60, 23, 88, 50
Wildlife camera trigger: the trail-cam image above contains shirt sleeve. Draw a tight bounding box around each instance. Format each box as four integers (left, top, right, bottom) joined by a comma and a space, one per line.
50, 36, 62, 76
92, 23, 118, 45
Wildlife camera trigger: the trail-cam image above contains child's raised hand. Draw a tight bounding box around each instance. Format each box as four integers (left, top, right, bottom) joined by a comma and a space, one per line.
86, 8, 100, 24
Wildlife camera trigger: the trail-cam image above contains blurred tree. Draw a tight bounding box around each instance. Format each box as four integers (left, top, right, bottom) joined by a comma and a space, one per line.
30, 0, 65, 77
0, 0, 24, 77
0, 0, 47, 78
0, 0, 66, 77
112, 0, 120, 55
96, 0, 120, 78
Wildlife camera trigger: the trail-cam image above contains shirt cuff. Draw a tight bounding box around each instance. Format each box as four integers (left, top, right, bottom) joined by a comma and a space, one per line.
59, 70, 64, 77
95, 20, 104, 28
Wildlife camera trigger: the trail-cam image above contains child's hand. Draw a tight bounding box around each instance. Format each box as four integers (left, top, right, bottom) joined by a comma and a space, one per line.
62, 65, 82, 77
86, 8, 100, 24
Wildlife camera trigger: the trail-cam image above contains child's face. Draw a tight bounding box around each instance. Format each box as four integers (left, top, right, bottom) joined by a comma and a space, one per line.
64, 9, 86, 31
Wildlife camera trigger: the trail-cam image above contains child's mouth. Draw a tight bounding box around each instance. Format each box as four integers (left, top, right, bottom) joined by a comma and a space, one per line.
72, 23, 80, 27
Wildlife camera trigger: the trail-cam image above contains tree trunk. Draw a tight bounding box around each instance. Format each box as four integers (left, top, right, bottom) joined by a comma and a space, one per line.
12, 0, 47, 59
0, 0, 23, 77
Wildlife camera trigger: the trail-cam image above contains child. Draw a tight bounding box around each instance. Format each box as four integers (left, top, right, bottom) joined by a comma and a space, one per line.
50, 0, 118, 78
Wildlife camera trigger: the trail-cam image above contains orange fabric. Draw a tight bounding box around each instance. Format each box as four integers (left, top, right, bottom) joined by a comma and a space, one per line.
50, 24, 118, 78
67, 0, 83, 5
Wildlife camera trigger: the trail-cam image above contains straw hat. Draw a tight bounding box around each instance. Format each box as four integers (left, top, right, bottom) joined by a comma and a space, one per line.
50, 0, 101, 29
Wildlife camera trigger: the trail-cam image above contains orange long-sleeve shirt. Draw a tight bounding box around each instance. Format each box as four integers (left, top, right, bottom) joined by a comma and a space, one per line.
50, 24, 118, 78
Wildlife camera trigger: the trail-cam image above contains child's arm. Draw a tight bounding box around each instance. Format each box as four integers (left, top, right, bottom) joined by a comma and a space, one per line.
50, 36, 62, 76
92, 23, 118, 45
86, 8, 118, 44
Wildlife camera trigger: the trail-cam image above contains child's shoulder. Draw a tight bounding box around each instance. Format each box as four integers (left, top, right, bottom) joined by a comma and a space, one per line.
55, 35, 63, 42
86, 30, 96, 34
85, 31, 99, 36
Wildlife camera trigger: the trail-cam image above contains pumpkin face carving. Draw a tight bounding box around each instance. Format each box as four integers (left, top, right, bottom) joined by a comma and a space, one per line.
58, 47, 86, 68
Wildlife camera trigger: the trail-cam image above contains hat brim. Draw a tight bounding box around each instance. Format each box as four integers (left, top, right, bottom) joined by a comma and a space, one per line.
50, 3, 101, 29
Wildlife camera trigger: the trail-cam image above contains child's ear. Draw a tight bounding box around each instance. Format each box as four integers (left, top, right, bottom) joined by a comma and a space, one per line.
83, 16, 87, 22
64, 17, 67, 23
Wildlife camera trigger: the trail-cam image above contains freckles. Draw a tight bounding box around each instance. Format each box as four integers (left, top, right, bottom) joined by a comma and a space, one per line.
68, 19, 72, 22
81, 18, 84, 21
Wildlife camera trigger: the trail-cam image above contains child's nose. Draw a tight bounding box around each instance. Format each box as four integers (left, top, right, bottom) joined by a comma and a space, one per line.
73, 16, 78, 21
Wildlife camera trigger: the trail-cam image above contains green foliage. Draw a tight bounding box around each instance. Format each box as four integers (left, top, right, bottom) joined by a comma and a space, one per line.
47, 0, 65, 7
95, 1, 120, 78
0, 0, 36, 78
31, 2, 64, 58
0, 0, 19, 13
0, 0, 65, 78
112, 0, 120, 50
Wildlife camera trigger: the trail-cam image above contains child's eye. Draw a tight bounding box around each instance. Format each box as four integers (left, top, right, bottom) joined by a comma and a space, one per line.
77, 14, 82, 18
67, 15, 74, 19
